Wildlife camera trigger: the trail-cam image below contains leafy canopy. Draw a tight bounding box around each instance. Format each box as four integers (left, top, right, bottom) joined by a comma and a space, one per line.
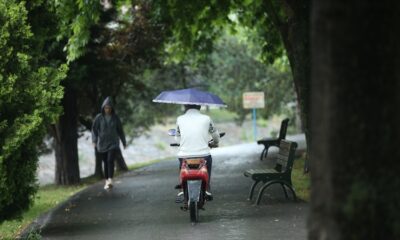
152, 0, 284, 64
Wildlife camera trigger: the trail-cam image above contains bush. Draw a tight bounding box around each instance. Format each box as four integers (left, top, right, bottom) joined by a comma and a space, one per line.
0, 1, 65, 222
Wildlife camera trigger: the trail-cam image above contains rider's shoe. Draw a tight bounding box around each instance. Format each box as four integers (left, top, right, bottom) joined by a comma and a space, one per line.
175, 191, 184, 203
205, 191, 213, 201
174, 184, 182, 189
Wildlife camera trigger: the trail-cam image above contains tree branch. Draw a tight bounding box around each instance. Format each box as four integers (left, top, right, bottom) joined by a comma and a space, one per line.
79, 116, 93, 131
264, 0, 290, 50
264, 0, 285, 29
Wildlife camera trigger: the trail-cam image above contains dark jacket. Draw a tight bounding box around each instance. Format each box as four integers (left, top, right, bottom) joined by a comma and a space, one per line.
91, 97, 126, 153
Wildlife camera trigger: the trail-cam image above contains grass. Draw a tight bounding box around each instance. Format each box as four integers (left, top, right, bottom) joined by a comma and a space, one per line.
0, 185, 86, 239
154, 141, 167, 151
127, 157, 171, 171
0, 158, 171, 240
291, 156, 311, 201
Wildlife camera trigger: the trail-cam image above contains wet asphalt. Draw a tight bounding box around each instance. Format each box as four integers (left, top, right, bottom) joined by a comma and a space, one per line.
39, 143, 308, 240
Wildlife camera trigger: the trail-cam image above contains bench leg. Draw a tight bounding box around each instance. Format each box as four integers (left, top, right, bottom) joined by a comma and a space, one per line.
261, 145, 273, 161
281, 183, 289, 199
284, 183, 297, 201
255, 181, 297, 205
248, 180, 260, 200
259, 148, 267, 161
256, 181, 277, 205
263, 146, 270, 160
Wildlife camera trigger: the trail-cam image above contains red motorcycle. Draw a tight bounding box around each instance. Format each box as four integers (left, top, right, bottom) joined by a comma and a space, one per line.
169, 129, 225, 223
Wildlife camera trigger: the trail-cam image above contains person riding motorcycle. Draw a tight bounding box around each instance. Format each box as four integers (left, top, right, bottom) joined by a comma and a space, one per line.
175, 104, 220, 197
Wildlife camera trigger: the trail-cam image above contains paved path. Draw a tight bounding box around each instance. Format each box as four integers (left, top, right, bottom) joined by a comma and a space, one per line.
38, 136, 308, 240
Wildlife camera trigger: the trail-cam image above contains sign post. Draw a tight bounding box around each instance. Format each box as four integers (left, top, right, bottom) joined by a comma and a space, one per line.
243, 92, 265, 141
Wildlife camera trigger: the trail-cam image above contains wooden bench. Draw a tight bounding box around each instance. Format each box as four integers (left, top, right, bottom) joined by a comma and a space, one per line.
244, 140, 298, 205
257, 118, 289, 161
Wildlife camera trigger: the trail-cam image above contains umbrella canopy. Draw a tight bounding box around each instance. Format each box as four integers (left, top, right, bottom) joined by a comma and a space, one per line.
153, 88, 227, 107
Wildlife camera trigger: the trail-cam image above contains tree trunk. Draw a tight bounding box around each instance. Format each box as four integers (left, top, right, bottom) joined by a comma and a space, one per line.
309, 1, 400, 239
94, 148, 104, 178
53, 85, 80, 185
279, 0, 311, 171
282, 1, 311, 135
115, 148, 129, 171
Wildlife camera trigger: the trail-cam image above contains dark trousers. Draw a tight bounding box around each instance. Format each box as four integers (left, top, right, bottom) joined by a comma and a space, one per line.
179, 155, 213, 188
99, 149, 116, 179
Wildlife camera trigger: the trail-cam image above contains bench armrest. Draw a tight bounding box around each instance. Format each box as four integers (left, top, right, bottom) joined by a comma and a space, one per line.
257, 138, 280, 145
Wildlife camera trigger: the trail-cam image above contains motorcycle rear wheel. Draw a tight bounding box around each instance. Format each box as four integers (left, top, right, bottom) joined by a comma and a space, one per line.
189, 201, 199, 223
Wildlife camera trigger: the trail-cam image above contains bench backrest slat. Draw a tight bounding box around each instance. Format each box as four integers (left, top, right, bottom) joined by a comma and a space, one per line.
274, 140, 297, 173
278, 118, 290, 140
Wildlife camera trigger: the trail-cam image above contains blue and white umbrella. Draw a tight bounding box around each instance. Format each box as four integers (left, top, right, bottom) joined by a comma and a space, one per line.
153, 88, 227, 107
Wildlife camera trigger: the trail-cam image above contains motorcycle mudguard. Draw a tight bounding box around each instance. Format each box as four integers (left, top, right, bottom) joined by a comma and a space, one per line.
187, 180, 202, 202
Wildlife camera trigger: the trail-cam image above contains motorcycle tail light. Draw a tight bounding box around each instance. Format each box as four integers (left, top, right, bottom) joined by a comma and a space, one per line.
187, 164, 199, 169
185, 158, 205, 169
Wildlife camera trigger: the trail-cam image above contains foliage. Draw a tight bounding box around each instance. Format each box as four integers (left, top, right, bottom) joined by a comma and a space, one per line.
70, 1, 178, 137
0, 1, 66, 222
205, 109, 237, 123
147, 29, 295, 124
204, 32, 295, 123
51, 0, 102, 62
150, 0, 312, 148
152, 0, 284, 65
150, 0, 295, 124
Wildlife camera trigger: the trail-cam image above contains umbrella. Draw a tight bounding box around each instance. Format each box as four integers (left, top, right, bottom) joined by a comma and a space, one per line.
153, 88, 227, 107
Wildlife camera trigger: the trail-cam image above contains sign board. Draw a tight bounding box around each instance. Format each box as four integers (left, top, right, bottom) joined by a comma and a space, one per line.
243, 92, 265, 109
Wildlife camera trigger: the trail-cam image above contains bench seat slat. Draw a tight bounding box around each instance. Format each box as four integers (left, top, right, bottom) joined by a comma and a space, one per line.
244, 168, 279, 177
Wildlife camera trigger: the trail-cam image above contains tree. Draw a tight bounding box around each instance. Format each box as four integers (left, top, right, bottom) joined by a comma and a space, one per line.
156, 30, 296, 124
310, 1, 400, 239
79, 1, 174, 178
41, 0, 102, 185
203, 32, 295, 123
51, 0, 176, 181
152, 0, 311, 152
0, 1, 65, 222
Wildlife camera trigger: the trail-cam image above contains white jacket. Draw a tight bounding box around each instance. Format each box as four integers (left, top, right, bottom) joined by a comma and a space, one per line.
175, 109, 220, 157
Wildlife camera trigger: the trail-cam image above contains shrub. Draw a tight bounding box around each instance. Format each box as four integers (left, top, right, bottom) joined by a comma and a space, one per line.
0, 1, 65, 222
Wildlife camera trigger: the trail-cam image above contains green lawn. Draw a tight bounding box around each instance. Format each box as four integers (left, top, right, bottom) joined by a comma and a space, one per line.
0, 185, 86, 239
292, 156, 311, 201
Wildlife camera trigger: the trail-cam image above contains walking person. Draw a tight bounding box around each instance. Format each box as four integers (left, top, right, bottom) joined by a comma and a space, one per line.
92, 97, 127, 189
